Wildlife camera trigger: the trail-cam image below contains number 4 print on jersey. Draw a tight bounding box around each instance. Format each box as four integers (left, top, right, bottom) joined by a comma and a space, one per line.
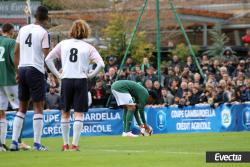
25, 34, 32, 47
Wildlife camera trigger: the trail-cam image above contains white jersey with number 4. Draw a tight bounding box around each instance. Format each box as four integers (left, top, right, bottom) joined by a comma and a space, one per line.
16, 24, 50, 74
47, 39, 103, 79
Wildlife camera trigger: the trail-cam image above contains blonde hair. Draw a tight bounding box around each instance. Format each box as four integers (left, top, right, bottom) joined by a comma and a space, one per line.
69, 20, 91, 39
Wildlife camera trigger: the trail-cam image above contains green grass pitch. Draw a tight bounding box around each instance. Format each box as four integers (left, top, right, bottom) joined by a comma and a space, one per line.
1, 132, 250, 167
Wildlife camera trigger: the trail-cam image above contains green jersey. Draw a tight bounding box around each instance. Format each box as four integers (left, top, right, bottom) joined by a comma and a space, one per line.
111, 80, 149, 109
0, 36, 16, 86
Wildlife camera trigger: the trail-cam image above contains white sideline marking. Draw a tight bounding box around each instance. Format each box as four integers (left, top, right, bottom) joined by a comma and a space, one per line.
95, 149, 202, 155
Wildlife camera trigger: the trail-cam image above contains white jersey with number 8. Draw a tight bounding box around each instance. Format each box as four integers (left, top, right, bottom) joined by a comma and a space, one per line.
16, 24, 50, 74
47, 39, 103, 79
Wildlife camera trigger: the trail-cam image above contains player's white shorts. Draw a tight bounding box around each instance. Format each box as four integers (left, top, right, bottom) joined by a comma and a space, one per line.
0, 86, 19, 110
111, 90, 135, 106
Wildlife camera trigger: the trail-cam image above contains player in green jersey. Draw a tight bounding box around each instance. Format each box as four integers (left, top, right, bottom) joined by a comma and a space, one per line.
0, 24, 30, 151
0, 23, 18, 151
111, 80, 156, 137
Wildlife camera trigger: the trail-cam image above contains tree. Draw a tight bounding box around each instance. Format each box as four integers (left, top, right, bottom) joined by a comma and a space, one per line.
172, 43, 198, 61
130, 31, 154, 63
101, 12, 154, 64
204, 27, 229, 58
102, 13, 128, 60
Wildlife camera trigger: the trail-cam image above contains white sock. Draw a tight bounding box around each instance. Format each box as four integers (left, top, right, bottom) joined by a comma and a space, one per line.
0, 119, 7, 144
61, 118, 70, 145
12, 112, 25, 142
72, 120, 83, 146
33, 114, 43, 144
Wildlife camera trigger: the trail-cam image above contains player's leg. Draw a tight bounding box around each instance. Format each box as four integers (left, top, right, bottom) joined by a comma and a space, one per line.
71, 79, 88, 151
5, 91, 30, 150
61, 110, 70, 151
60, 79, 74, 151
2, 85, 20, 150
125, 110, 134, 133
125, 105, 135, 132
0, 111, 8, 150
17, 119, 31, 150
0, 87, 9, 150
4, 85, 31, 150
122, 107, 127, 136
10, 101, 28, 151
32, 101, 47, 150
122, 107, 142, 136
124, 105, 138, 137
28, 67, 47, 151
72, 112, 84, 151
10, 68, 30, 151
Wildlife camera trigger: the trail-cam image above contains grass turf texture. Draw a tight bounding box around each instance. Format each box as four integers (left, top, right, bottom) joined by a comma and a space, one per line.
1, 132, 250, 167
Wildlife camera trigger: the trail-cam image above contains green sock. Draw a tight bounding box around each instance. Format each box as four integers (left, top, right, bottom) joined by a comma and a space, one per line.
123, 109, 128, 132
138, 109, 146, 124
125, 110, 134, 132
134, 110, 142, 126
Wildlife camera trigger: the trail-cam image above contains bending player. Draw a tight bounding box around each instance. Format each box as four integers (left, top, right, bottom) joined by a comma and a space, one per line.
111, 80, 156, 137
45, 20, 104, 151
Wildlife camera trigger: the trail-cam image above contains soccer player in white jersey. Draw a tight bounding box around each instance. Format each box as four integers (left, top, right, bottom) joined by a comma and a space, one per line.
10, 6, 50, 151
45, 20, 105, 151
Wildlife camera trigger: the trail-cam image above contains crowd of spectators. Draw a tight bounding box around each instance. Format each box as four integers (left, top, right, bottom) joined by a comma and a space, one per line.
2, 25, 250, 110
43, 45, 250, 109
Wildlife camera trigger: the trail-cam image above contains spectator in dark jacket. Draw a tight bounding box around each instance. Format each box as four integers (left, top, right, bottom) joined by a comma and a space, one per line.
190, 86, 201, 105
169, 79, 179, 97
175, 81, 188, 104
91, 79, 107, 107
45, 87, 60, 109
164, 67, 176, 87
237, 85, 250, 102
123, 57, 135, 71
186, 56, 197, 73
213, 86, 229, 107
153, 80, 162, 103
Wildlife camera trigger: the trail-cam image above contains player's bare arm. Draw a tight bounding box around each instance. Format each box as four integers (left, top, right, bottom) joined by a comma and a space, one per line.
14, 43, 20, 83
